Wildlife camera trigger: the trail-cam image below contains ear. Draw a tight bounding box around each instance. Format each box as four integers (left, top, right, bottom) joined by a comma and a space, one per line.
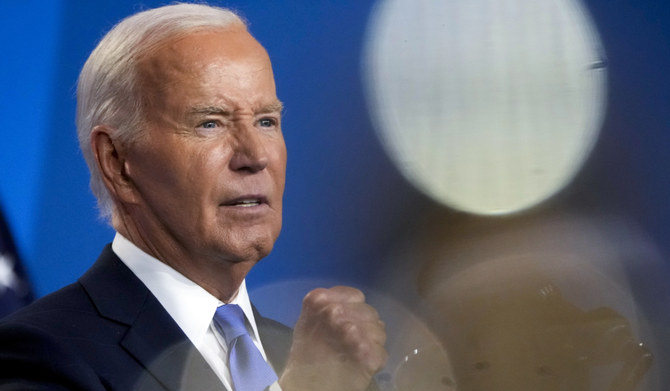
90, 125, 141, 205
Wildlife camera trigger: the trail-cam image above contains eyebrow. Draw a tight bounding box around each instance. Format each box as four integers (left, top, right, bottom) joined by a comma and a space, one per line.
187, 106, 232, 117
188, 100, 284, 116
257, 100, 284, 114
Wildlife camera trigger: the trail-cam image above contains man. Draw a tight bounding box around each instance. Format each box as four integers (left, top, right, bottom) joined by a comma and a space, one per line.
0, 3, 386, 390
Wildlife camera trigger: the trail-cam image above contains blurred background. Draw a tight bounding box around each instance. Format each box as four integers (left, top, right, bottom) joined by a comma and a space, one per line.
1, 0, 669, 390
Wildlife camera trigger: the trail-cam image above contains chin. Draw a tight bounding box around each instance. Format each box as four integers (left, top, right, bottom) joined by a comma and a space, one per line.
213, 223, 281, 264
223, 237, 276, 264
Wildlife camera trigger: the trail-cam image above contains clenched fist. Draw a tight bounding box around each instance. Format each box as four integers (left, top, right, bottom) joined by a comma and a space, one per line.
279, 286, 387, 391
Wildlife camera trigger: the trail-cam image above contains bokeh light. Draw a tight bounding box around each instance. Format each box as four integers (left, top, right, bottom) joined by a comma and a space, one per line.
364, 0, 607, 215
372, 211, 665, 390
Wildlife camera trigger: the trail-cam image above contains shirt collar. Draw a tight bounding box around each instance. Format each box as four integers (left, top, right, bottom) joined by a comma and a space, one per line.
111, 233, 261, 347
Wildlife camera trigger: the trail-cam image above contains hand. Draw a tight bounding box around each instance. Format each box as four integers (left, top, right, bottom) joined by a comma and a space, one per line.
279, 286, 387, 391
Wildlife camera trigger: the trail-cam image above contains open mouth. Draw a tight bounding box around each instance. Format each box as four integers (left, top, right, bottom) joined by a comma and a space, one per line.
224, 196, 267, 208
231, 199, 261, 207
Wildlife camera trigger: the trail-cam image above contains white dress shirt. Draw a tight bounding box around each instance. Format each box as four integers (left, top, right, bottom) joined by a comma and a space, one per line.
112, 233, 282, 391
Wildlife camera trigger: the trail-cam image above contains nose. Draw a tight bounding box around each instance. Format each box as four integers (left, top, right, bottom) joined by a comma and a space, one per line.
229, 124, 269, 173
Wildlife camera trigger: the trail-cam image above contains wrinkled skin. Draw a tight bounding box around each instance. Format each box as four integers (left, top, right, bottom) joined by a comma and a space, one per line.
280, 286, 388, 391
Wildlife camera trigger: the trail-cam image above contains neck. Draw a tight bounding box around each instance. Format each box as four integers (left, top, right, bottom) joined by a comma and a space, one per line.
112, 211, 253, 302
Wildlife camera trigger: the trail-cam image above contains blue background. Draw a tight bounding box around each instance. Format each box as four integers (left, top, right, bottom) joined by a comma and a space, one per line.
1, 0, 418, 297
2, 0, 670, 301
3, 0, 667, 285
2, 1, 670, 381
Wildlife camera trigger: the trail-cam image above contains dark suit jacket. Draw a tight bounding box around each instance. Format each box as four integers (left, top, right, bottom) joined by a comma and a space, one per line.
0, 245, 292, 390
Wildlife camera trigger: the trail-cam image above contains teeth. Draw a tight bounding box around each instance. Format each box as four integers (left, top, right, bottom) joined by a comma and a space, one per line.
234, 200, 260, 207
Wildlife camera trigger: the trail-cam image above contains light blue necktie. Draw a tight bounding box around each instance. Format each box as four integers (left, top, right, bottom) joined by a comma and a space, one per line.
213, 304, 278, 391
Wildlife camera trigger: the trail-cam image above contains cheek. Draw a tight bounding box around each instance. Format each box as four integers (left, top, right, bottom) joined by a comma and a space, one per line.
197, 147, 231, 182
129, 142, 209, 201
127, 147, 175, 193
271, 140, 288, 184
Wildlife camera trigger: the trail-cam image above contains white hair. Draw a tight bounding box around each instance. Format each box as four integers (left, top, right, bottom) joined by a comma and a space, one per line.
76, 3, 247, 221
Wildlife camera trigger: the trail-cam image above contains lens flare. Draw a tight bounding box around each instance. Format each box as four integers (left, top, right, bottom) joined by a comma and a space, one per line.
363, 0, 607, 215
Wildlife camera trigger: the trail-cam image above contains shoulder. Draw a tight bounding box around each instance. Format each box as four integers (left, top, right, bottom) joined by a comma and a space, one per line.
0, 283, 107, 389
0, 246, 142, 389
0, 281, 94, 331
0, 279, 113, 356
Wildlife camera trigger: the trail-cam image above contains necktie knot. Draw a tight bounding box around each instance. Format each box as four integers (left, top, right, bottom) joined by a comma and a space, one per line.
214, 304, 248, 344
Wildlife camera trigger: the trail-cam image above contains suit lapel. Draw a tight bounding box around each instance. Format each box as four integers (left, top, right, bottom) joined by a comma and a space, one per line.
120, 296, 224, 391
254, 306, 293, 375
80, 245, 225, 391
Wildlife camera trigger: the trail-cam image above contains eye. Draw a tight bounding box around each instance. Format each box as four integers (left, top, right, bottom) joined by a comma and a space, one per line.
195, 120, 223, 135
258, 117, 277, 128
199, 120, 218, 129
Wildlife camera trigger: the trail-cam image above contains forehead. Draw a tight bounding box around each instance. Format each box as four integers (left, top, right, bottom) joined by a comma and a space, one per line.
155, 27, 268, 65
137, 28, 276, 107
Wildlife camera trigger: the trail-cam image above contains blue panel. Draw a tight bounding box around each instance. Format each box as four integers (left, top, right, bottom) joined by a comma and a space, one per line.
0, 0, 64, 294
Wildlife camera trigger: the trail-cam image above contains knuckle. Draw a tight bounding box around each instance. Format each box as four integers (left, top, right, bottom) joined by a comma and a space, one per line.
349, 286, 367, 301
361, 342, 388, 369
333, 285, 365, 302
325, 302, 345, 323
342, 321, 359, 339
353, 341, 369, 360
303, 288, 330, 309
352, 340, 387, 371
365, 305, 381, 321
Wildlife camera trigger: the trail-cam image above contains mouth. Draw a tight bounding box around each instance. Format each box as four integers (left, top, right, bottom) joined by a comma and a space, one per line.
223, 195, 268, 208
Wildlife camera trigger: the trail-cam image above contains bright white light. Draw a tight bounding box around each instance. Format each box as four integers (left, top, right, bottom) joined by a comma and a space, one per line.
0, 253, 19, 293
363, 0, 607, 215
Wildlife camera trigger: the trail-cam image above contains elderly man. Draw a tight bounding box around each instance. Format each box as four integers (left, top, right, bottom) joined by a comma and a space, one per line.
0, 3, 386, 391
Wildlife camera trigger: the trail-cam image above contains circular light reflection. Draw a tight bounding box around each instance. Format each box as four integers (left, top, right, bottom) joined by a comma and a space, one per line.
364, 0, 607, 215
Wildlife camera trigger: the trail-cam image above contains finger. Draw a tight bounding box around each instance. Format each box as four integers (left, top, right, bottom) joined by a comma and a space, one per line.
339, 321, 388, 373
339, 306, 383, 327
318, 302, 382, 327
303, 286, 365, 310
328, 286, 366, 303
341, 319, 387, 346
